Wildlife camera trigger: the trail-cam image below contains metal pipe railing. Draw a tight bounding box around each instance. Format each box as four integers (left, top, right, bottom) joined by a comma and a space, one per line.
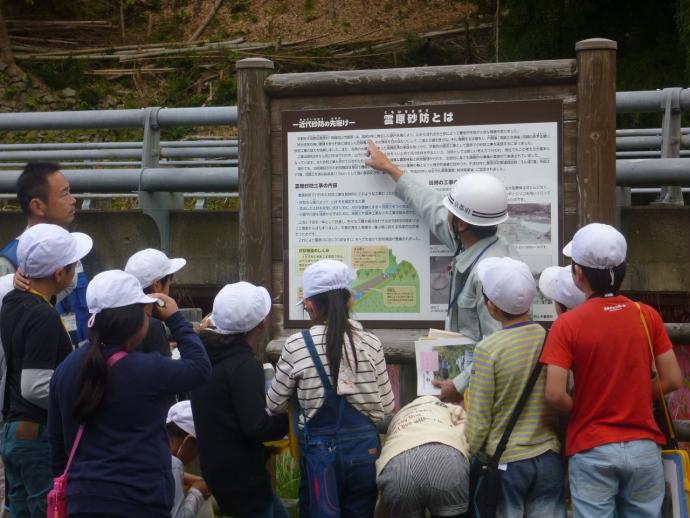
0, 106, 237, 131
0, 147, 237, 162
617, 89, 690, 113
0, 167, 238, 193
0, 140, 237, 151
616, 159, 690, 186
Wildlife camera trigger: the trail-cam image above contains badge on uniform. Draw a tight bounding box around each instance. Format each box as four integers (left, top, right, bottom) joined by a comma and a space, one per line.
61, 312, 77, 333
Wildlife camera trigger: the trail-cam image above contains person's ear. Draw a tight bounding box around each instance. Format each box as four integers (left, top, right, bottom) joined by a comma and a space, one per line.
151, 279, 163, 293
28, 197, 46, 218
486, 298, 499, 319
53, 266, 66, 285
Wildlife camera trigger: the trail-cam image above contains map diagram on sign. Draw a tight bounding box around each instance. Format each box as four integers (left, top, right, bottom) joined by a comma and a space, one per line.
350, 246, 420, 313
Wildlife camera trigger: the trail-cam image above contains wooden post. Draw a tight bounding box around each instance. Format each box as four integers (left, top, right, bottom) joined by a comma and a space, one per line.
575, 38, 617, 226
237, 58, 274, 297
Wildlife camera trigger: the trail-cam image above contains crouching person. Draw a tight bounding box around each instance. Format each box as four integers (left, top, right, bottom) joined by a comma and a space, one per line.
377, 396, 470, 518
166, 401, 210, 518
465, 257, 565, 518
191, 282, 289, 518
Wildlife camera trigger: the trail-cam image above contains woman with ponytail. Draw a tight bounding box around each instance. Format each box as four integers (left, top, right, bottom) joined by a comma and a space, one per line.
47, 270, 211, 518
267, 259, 395, 518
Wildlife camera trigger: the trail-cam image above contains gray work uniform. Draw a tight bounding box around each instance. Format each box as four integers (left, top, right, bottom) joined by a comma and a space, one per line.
394, 174, 521, 393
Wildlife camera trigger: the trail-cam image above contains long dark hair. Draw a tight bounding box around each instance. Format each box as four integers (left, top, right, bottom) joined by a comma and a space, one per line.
73, 303, 147, 423
309, 289, 357, 386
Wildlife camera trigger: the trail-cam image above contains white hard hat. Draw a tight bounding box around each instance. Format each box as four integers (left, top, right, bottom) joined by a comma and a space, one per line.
442, 173, 509, 227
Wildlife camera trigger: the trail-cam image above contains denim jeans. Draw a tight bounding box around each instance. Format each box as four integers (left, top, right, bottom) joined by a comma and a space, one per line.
569, 440, 664, 518
497, 450, 565, 518
235, 491, 289, 518
2, 422, 52, 518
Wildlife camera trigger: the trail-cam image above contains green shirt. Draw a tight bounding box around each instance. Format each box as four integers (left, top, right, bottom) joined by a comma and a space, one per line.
465, 322, 560, 463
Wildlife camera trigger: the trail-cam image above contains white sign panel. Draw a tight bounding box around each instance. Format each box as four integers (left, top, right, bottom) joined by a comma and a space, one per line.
283, 101, 562, 325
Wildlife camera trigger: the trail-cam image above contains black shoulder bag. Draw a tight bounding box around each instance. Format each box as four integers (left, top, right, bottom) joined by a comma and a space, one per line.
470, 335, 547, 518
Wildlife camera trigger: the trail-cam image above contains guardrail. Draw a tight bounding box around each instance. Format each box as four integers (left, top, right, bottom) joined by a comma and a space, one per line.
0, 106, 239, 251
616, 88, 688, 205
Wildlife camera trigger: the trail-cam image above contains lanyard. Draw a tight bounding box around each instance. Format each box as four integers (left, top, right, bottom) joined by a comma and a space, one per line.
447, 238, 499, 312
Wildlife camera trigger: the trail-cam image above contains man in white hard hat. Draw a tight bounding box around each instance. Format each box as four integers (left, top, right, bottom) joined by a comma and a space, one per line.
365, 140, 519, 401
466, 257, 564, 517
541, 223, 682, 517
0, 223, 92, 517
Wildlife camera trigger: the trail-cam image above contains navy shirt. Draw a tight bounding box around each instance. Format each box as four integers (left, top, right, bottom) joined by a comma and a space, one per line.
48, 312, 211, 517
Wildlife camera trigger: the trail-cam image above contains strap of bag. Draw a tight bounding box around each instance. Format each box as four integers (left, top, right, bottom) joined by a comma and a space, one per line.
448, 238, 498, 311
61, 349, 128, 477
490, 330, 548, 467
635, 302, 677, 446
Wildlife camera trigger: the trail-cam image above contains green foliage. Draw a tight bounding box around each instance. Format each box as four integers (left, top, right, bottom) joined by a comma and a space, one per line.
275, 452, 300, 499
304, 0, 315, 21
209, 73, 237, 106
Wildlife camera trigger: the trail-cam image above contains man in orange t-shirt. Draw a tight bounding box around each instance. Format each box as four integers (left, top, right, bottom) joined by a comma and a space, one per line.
541, 223, 682, 518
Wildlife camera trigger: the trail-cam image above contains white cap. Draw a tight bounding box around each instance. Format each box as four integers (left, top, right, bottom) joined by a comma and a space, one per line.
212, 281, 271, 334
298, 259, 353, 306
0, 274, 14, 311
125, 248, 186, 289
86, 270, 158, 320
17, 223, 92, 278
538, 266, 586, 309
563, 223, 627, 269
477, 257, 536, 315
442, 173, 509, 226
166, 401, 196, 437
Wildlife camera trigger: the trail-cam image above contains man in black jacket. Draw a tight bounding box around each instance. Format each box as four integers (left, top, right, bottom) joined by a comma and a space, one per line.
191, 282, 288, 518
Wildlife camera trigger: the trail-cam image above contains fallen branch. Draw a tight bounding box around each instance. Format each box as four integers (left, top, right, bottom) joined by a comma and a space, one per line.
188, 0, 223, 42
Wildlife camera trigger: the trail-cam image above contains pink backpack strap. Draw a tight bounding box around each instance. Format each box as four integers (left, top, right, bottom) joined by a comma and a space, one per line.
61, 424, 84, 477
107, 351, 128, 367
62, 350, 128, 476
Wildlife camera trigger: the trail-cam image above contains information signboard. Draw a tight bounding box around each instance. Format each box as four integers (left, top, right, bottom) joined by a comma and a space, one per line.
283, 100, 562, 327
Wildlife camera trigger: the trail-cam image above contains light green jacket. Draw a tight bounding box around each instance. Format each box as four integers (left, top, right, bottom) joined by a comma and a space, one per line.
394, 174, 521, 392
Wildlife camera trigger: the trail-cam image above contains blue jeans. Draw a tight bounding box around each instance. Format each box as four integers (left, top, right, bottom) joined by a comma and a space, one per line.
2, 422, 52, 518
235, 491, 289, 518
569, 440, 664, 518
497, 450, 565, 518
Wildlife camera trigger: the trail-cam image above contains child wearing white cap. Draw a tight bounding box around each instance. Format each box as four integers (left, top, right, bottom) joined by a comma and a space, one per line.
538, 265, 586, 316
0, 223, 92, 517
541, 223, 682, 517
47, 270, 211, 517
365, 141, 521, 403
465, 256, 565, 517
125, 249, 186, 358
190, 282, 289, 518
166, 401, 210, 518
267, 259, 395, 518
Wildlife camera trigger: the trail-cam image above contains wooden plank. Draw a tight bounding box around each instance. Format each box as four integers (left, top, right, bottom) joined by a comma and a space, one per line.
270, 84, 577, 131
237, 58, 274, 292
265, 60, 577, 98
575, 39, 618, 225
271, 217, 282, 262
272, 260, 283, 299
563, 120, 577, 167
271, 174, 282, 219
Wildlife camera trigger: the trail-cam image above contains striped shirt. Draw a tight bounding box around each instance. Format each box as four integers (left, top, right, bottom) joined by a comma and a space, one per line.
266, 321, 395, 425
465, 322, 560, 463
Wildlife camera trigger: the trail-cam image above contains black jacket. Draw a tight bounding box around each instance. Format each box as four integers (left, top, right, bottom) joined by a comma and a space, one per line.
190, 332, 288, 515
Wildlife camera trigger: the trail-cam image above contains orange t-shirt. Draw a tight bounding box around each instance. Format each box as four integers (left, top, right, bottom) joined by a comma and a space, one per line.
540, 295, 672, 456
